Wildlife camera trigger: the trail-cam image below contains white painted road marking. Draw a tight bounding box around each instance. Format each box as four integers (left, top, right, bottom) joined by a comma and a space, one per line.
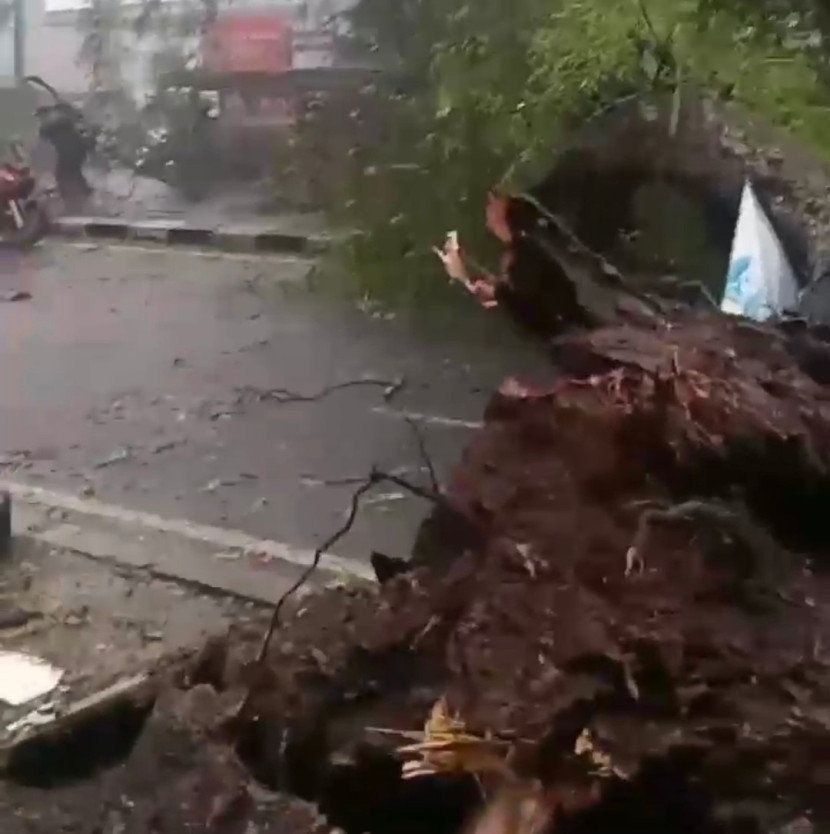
372, 406, 484, 430
0, 479, 373, 583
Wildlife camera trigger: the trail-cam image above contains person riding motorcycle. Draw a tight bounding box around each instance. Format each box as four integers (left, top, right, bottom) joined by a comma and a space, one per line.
27, 77, 95, 208
35, 102, 94, 207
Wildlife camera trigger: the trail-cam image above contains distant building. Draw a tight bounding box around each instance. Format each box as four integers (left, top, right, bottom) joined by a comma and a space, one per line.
20, 0, 355, 98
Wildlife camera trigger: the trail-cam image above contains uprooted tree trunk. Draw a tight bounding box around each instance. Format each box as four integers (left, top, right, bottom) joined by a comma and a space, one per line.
197, 184, 830, 834
528, 93, 830, 288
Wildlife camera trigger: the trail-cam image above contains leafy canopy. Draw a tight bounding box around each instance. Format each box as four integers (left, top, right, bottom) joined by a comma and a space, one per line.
338, 0, 830, 303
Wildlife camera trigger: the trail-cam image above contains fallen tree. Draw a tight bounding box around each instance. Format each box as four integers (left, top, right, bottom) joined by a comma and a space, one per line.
220, 195, 830, 832
7, 187, 830, 834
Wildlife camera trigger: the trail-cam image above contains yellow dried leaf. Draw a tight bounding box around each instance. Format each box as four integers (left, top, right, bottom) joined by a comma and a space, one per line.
395, 698, 513, 780
425, 696, 466, 737
573, 728, 626, 779
370, 698, 514, 781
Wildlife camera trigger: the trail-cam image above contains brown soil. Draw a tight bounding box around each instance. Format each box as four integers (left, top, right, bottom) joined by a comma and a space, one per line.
221, 309, 830, 831
220, 199, 830, 834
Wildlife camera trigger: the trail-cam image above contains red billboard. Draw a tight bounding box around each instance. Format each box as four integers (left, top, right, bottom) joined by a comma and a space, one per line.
202, 14, 293, 74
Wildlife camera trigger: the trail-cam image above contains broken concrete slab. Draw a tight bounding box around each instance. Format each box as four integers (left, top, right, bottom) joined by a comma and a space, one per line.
0, 680, 333, 833
0, 534, 263, 755
0, 673, 155, 772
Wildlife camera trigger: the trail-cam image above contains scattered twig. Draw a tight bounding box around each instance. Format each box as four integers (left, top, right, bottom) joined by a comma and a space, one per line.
237, 466, 469, 721
405, 417, 441, 494
254, 477, 376, 665
300, 474, 369, 487
252, 469, 450, 665
382, 377, 407, 401
378, 470, 448, 506
93, 448, 132, 469
669, 62, 683, 137
255, 377, 406, 405
300, 465, 421, 489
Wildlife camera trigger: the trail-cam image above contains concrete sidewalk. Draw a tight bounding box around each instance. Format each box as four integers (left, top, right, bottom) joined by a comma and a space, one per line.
50, 169, 333, 253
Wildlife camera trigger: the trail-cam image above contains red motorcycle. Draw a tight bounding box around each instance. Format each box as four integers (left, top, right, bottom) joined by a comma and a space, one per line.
0, 144, 48, 250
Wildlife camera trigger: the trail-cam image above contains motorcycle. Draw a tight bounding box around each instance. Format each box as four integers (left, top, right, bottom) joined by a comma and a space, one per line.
0, 143, 49, 250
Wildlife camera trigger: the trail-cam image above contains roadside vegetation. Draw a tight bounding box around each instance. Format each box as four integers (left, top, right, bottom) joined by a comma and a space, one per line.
335, 0, 830, 304
72, 0, 830, 307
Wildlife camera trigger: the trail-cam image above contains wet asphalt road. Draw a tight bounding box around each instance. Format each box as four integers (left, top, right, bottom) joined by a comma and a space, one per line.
0, 241, 549, 564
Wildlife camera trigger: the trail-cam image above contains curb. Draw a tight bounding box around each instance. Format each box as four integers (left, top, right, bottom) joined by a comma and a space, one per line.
3, 479, 372, 607
51, 216, 333, 256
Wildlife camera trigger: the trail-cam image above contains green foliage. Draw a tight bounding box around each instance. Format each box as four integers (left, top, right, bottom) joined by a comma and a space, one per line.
337, 0, 830, 304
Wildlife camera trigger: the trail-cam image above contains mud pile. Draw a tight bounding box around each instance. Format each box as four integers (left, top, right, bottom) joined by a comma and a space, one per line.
221, 318, 830, 833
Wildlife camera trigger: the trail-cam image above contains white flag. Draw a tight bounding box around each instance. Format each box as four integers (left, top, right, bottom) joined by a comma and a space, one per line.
721, 180, 798, 321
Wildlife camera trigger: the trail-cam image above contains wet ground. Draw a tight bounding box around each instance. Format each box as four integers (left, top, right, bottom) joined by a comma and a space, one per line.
0, 241, 548, 566
0, 537, 259, 750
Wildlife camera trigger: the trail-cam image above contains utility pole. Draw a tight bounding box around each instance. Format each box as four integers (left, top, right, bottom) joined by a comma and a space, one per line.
13, 0, 24, 80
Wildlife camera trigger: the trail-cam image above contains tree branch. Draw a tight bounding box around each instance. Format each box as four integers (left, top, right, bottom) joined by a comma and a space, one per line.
405, 417, 441, 494
235, 464, 472, 722
244, 376, 406, 405
253, 468, 453, 664
255, 477, 377, 664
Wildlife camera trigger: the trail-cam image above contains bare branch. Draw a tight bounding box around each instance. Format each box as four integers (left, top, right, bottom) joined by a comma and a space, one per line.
405, 417, 441, 494
254, 467, 450, 664
241, 376, 406, 406
255, 477, 377, 664
236, 465, 473, 720
300, 474, 369, 487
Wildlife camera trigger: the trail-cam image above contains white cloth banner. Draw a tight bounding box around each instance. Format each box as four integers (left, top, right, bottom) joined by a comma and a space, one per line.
721, 180, 798, 322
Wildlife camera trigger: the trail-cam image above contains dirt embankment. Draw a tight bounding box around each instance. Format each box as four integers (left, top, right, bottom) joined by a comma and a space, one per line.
8, 185, 830, 834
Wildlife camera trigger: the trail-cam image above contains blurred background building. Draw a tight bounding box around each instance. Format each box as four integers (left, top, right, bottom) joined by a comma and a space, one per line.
1, 0, 355, 97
